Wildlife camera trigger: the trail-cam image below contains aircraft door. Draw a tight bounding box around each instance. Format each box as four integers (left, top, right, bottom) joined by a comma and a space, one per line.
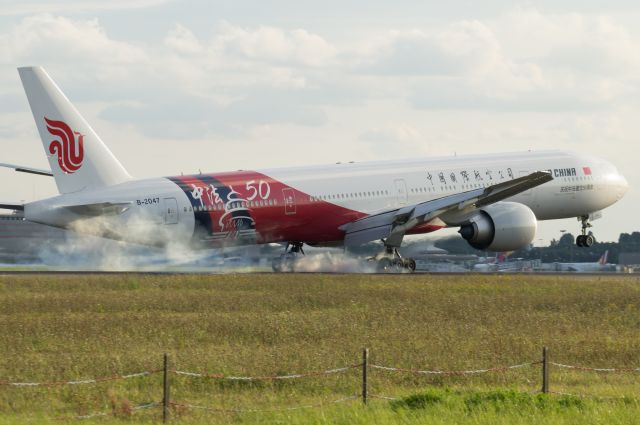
395, 179, 408, 206
164, 198, 179, 224
282, 188, 296, 215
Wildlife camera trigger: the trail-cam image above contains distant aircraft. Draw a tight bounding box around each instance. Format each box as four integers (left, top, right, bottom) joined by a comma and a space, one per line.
0, 67, 629, 272
400, 241, 449, 257
554, 251, 613, 272
472, 252, 514, 272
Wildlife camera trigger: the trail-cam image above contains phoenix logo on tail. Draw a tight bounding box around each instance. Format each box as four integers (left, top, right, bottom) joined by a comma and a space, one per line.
45, 117, 84, 174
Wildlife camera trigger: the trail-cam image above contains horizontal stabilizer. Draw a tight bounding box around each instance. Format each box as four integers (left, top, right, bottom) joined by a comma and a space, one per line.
0, 202, 24, 211
0, 162, 52, 177
63, 201, 131, 217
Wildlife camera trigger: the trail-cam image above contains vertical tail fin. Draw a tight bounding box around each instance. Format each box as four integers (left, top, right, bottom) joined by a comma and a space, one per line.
18, 66, 131, 194
599, 250, 608, 265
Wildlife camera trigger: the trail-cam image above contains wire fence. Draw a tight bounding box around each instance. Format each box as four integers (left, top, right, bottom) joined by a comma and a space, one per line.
1, 347, 638, 421
0, 370, 162, 387
550, 362, 640, 373
370, 361, 539, 376
171, 363, 360, 381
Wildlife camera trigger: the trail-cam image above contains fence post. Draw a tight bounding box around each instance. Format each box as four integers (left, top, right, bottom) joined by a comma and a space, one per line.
542, 346, 549, 394
362, 348, 369, 405
163, 353, 170, 423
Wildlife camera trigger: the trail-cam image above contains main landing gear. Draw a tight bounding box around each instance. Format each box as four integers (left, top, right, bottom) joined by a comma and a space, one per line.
370, 245, 416, 273
272, 242, 305, 272
576, 215, 595, 248
270, 241, 417, 273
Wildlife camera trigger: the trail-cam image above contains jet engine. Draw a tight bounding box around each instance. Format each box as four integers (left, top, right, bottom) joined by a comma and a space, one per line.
459, 202, 537, 251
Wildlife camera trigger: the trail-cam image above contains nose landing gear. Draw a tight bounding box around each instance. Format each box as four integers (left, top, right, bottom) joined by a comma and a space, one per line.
576, 216, 595, 247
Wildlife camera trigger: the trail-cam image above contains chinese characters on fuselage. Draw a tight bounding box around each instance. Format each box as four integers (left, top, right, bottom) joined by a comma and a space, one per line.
427, 167, 514, 185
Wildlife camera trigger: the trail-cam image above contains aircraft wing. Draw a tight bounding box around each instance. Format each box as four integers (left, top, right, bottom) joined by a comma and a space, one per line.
0, 162, 53, 177
341, 171, 553, 248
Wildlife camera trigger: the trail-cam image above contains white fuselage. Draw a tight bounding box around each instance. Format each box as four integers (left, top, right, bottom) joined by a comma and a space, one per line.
24, 150, 628, 248
262, 150, 627, 220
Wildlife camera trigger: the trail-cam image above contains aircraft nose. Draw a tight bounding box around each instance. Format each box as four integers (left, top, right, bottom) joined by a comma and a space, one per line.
600, 158, 629, 201
616, 173, 629, 200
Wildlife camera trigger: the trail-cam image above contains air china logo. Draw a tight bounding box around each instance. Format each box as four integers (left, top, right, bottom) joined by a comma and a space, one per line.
45, 117, 84, 174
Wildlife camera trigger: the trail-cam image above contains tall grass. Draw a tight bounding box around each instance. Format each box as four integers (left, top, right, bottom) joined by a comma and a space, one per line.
0, 273, 639, 423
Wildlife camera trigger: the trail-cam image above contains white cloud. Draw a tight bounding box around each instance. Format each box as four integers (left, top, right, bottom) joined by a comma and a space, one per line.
3, 10, 639, 126
438, 21, 543, 98
360, 124, 423, 144
213, 23, 337, 67
494, 7, 640, 94
164, 24, 202, 55
0, 0, 173, 16
0, 14, 148, 83
358, 22, 543, 102
356, 30, 461, 76
498, 9, 639, 62
353, 7, 640, 113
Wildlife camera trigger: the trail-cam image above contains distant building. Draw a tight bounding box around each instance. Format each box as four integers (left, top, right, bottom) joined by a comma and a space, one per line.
618, 253, 640, 272
0, 213, 218, 269
0, 213, 68, 263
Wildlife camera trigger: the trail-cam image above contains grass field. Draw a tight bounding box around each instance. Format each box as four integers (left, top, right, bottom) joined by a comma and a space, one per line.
0, 273, 639, 424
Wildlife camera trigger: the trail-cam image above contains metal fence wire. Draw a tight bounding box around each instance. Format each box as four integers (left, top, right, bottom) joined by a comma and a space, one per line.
1, 347, 638, 421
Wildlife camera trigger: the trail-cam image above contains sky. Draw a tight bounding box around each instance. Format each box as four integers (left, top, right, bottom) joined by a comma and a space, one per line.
0, 0, 638, 245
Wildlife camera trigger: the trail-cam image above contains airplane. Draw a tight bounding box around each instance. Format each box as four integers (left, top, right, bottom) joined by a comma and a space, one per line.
0, 66, 629, 272
472, 252, 512, 272
552, 250, 613, 272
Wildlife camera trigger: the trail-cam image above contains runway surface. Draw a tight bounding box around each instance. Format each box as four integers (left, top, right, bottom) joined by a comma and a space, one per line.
0, 269, 635, 277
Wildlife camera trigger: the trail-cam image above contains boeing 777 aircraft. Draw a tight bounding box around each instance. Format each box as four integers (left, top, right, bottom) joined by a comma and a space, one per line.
0, 67, 629, 271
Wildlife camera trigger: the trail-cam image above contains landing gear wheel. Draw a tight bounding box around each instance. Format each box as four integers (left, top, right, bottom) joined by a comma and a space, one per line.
377, 258, 393, 272
576, 235, 595, 248
272, 242, 305, 272
281, 255, 295, 272
374, 246, 416, 273
576, 216, 595, 248
272, 258, 282, 272
392, 258, 405, 273
583, 234, 594, 247
405, 258, 417, 272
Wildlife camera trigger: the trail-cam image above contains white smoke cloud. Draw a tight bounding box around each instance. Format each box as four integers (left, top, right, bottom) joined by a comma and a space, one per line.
277, 251, 379, 273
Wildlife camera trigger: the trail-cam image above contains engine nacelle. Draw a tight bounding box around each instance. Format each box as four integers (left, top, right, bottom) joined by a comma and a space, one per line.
459, 202, 537, 251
